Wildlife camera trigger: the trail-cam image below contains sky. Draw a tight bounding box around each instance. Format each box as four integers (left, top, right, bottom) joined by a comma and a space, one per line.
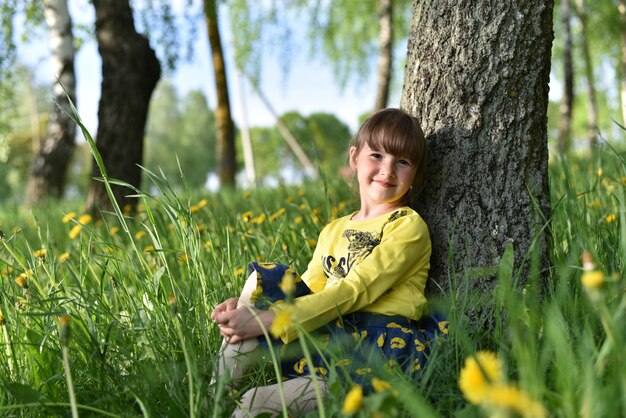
19, 1, 389, 136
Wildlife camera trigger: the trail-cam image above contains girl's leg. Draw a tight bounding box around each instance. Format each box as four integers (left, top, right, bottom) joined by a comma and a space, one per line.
232, 377, 327, 418
215, 271, 262, 387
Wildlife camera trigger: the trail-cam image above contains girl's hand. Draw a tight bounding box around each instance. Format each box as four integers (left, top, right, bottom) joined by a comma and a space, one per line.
214, 306, 275, 344
210, 297, 239, 321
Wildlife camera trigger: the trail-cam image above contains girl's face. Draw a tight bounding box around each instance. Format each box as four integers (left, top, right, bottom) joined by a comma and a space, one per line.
349, 144, 417, 210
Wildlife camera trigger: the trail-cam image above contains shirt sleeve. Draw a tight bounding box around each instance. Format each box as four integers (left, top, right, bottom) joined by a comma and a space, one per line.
299, 225, 329, 293
270, 214, 431, 343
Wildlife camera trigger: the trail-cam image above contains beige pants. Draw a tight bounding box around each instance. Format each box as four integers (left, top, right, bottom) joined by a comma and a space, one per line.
216, 272, 327, 417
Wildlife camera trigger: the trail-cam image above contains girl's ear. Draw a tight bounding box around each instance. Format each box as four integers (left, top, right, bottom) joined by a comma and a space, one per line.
349, 146, 358, 170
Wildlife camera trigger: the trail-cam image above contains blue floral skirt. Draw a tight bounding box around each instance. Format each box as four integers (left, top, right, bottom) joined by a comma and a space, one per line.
247, 262, 448, 389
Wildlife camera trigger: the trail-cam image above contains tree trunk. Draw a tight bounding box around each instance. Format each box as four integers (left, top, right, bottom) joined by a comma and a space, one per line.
557, 0, 574, 155
86, 0, 161, 213
24, 0, 76, 206
618, 0, 626, 127
204, 0, 236, 187
401, 1, 553, 292
574, 0, 598, 149
374, 0, 393, 111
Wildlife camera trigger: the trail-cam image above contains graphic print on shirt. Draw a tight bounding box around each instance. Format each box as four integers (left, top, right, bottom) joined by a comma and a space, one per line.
322, 210, 407, 285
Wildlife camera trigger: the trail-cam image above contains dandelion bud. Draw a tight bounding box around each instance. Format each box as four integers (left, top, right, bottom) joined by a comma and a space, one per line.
168, 294, 178, 315
59, 314, 71, 346
581, 270, 605, 289
581, 250, 595, 271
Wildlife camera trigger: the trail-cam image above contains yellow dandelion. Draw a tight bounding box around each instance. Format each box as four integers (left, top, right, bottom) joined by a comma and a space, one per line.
78, 214, 92, 225
605, 213, 617, 223
69, 225, 82, 239
59, 252, 70, 263
0, 312, 5, 326
190, 204, 200, 213
581, 270, 604, 289
179, 254, 189, 263
1, 267, 14, 277
459, 351, 503, 404
135, 230, 147, 240
243, 191, 252, 199
298, 203, 306, 210
250, 214, 266, 224
197, 223, 206, 233
279, 269, 296, 296
341, 385, 363, 415
144, 245, 155, 253
110, 226, 120, 235
62, 212, 77, 223
486, 384, 547, 418
269, 306, 294, 339
15, 275, 28, 289
123, 204, 132, 215
587, 199, 601, 208
312, 216, 319, 224
286, 196, 294, 203
270, 208, 286, 222
204, 240, 212, 249
597, 168, 603, 176
33, 248, 47, 259
197, 198, 208, 208
241, 211, 254, 222
307, 239, 317, 248
294, 216, 303, 225
234, 267, 245, 276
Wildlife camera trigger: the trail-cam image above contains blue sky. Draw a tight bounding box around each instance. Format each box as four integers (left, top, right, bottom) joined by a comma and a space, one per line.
19, 1, 391, 136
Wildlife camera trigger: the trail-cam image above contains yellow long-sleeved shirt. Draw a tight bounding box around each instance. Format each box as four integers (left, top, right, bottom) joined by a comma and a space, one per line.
270, 207, 431, 343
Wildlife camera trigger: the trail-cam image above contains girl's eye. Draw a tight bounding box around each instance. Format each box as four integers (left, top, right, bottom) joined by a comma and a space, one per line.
398, 159, 411, 166
370, 153, 382, 159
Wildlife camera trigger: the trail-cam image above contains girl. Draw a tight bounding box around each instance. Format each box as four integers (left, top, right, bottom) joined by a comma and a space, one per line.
211, 108, 443, 417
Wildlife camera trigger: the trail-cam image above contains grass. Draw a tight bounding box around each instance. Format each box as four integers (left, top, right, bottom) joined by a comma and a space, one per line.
0, 134, 625, 416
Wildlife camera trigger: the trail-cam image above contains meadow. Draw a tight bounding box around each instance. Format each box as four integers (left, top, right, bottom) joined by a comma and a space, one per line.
0, 136, 625, 417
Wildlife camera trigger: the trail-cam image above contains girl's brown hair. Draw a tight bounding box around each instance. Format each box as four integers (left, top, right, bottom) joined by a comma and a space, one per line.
351, 108, 427, 192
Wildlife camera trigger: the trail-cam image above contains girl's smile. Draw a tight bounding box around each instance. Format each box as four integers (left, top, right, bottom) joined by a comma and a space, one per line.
349, 144, 417, 218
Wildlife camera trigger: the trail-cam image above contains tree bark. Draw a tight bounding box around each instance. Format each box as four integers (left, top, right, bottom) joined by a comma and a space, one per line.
86, 0, 161, 213
374, 0, 393, 111
204, 0, 236, 187
574, 0, 598, 149
24, 0, 76, 205
401, 1, 553, 292
557, 0, 574, 155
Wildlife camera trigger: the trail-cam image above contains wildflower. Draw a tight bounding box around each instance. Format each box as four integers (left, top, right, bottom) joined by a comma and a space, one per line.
307, 239, 317, 249
587, 199, 601, 208
110, 226, 120, 235
279, 269, 296, 296
605, 213, 617, 223
78, 214, 92, 225
270, 208, 286, 222
197, 223, 206, 233
15, 275, 29, 289
341, 385, 363, 414
458, 351, 503, 403
234, 267, 245, 276
33, 248, 47, 259
69, 225, 82, 239
581, 270, 604, 289
1, 267, 13, 277
59, 252, 70, 263
62, 212, 77, 223
250, 214, 266, 225
0, 312, 4, 325
179, 254, 189, 263
269, 306, 293, 339
123, 204, 132, 215
190, 204, 200, 213
144, 245, 155, 253
597, 168, 603, 176
486, 384, 547, 418
243, 191, 252, 199
168, 294, 178, 315
204, 240, 212, 249
294, 216, 303, 225
135, 230, 147, 240
59, 314, 71, 346
371, 377, 391, 393
197, 198, 208, 208
241, 211, 254, 222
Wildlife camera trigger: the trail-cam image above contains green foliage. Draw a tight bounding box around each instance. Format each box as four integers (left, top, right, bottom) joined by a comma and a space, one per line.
144, 81, 216, 190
